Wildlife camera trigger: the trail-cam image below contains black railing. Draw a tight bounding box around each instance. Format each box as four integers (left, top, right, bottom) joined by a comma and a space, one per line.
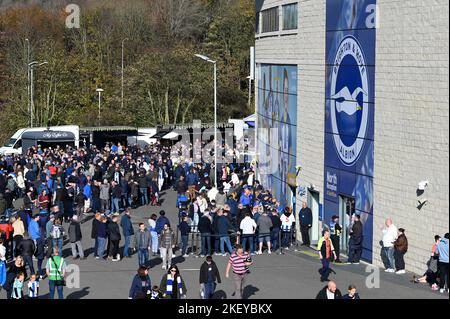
175, 224, 298, 256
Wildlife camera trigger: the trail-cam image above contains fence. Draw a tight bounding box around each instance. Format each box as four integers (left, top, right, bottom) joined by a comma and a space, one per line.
175, 223, 299, 256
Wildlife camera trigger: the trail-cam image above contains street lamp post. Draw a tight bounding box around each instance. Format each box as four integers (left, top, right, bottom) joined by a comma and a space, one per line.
195, 54, 218, 187
121, 38, 128, 109
29, 61, 48, 128
247, 75, 252, 107
25, 39, 30, 127
96, 88, 104, 126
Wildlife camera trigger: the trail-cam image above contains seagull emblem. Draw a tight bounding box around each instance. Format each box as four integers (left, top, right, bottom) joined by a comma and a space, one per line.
332, 87, 367, 116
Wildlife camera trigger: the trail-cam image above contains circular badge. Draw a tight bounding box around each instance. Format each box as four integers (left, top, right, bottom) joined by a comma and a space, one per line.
330, 35, 369, 166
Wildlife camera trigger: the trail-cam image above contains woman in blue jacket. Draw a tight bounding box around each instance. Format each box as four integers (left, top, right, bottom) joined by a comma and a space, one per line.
129, 266, 151, 299
0, 258, 7, 290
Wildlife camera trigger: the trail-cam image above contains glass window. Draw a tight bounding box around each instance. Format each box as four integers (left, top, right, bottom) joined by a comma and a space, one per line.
13, 139, 22, 149
261, 7, 279, 33
256, 12, 260, 34
283, 3, 298, 30
4, 138, 17, 147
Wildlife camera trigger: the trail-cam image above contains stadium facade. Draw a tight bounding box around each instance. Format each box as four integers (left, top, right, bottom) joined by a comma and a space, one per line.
255, 0, 449, 274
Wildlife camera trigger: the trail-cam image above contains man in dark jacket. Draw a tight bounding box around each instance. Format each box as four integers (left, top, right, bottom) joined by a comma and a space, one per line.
173, 164, 185, 188
91, 213, 101, 258
0, 193, 7, 216
120, 208, 135, 258
107, 214, 122, 261
91, 181, 101, 214
130, 180, 139, 208
55, 184, 66, 218
138, 173, 148, 206
316, 281, 342, 299
270, 208, 282, 251
17, 233, 36, 275
111, 182, 122, 213
175, 175, 188, 194
68, 215, 84, 259
186, 169, 199, 200
179, 215, 191, 257
63, 184, 74, 222
134, 223, 151, 267
199, 256, 221, 299
155, 211, 170, 234
198, 212, 213, 257
348, 214, 363, 264
299, 201, 313, 246
329, 215, 342, 263
217, 210, 233, 255
23, 190, 34, 210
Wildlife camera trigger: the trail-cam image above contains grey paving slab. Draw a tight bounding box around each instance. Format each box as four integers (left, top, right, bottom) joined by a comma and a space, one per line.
0, 190, 447, 299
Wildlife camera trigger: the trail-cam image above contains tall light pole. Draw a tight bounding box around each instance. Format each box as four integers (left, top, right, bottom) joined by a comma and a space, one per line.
96, 88, 104, 126
195, 54, 218, 187
25, 39, 30, 127
121, 38, 128, 109
29, 61, 48, 128
247, 75, 252, 107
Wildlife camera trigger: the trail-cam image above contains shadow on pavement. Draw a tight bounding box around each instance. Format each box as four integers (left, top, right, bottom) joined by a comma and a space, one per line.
67, 287, 90, 299
80, 215, 95, 225
84, 247, 96, 258
171, 256, 186, 265
213, 290, 227, 299
242, 285, 259, 299
147, 258, 162, 268
62, 248, 72, 258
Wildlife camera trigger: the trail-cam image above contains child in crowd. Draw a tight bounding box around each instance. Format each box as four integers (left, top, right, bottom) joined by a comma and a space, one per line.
28, 273, 39, 299
11, 272, 25, 299
150, 285, 162, 299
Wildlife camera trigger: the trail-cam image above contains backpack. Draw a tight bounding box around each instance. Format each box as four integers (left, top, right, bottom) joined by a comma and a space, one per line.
154, 218, 166, 234
51, 225, 62, 239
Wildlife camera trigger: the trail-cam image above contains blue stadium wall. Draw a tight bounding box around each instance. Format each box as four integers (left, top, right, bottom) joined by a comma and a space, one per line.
257, 64, 298, 209
324, 0, 376, 262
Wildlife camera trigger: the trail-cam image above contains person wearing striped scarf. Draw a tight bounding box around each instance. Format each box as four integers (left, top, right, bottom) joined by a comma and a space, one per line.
160, 265, 187, 299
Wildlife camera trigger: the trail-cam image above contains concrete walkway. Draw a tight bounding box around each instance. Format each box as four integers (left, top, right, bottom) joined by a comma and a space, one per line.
1, 190, 447, 299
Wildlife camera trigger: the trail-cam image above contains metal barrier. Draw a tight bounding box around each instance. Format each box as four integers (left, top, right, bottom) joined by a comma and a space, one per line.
176, 224, 298, 256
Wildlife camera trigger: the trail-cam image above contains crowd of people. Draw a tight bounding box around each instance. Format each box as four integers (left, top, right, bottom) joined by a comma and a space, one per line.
0, 140, 448, 299
0, 140, 294, 299
0, 141, 175, 298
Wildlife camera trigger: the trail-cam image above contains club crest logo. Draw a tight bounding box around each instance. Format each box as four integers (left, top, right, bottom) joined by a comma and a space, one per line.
330, 35, 369, 166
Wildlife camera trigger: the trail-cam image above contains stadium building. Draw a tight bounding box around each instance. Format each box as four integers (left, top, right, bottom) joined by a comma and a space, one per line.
254, 0, 449, 274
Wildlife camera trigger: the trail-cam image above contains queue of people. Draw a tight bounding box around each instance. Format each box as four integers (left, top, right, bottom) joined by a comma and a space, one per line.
0, 140, 448, 300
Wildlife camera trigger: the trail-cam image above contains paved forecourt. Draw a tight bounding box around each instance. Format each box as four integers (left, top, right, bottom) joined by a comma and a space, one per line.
1, 190, 446, 299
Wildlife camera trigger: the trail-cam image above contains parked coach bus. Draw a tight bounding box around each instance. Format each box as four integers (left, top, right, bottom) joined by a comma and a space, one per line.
0, 125, 80, 155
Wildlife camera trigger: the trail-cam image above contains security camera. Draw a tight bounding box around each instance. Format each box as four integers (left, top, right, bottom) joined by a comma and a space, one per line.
418, 181, 429, 191
295, 165, 302, 171
417, 198, 428, 206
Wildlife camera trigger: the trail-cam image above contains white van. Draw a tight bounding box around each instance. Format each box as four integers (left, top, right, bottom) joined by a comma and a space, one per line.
0, 125, 80, 155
